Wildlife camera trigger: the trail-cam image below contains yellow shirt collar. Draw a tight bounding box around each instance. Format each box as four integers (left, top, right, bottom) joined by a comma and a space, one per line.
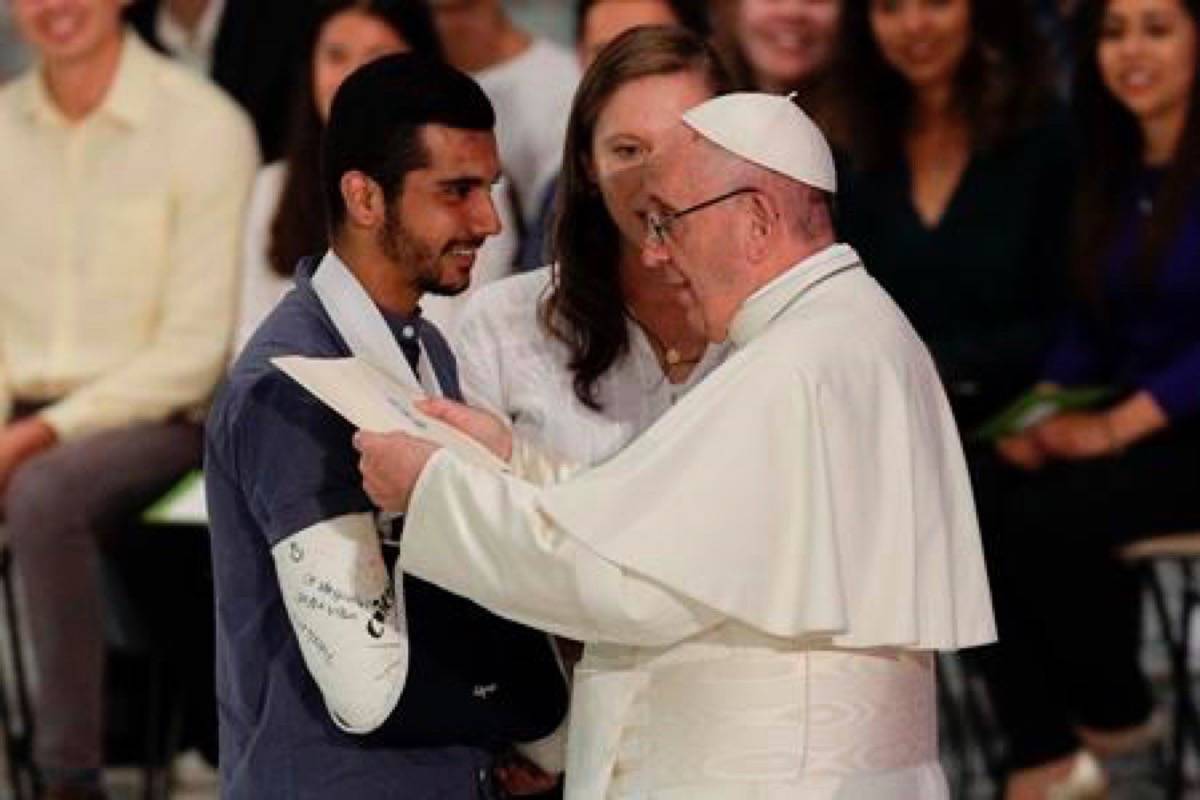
19, 30, 154, 130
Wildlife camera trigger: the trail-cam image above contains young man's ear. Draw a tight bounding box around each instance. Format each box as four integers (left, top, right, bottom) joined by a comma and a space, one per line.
340, 171, 385, 229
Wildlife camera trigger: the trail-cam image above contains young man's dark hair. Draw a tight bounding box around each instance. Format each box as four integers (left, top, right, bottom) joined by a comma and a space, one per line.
321, 53, 496, 231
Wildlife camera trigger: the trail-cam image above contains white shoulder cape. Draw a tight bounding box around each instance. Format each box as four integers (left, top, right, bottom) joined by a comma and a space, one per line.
536, 248, 995, 649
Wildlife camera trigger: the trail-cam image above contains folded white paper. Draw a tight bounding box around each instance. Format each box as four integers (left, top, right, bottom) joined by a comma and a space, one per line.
271, 355, 509, 473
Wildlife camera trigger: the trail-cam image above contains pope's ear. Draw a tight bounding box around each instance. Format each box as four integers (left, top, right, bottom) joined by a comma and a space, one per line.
340, 171, 385, 229
743, 190, 776, 261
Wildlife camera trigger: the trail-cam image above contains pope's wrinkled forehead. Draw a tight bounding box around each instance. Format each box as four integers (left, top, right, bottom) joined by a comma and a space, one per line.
642, 124, 716, 205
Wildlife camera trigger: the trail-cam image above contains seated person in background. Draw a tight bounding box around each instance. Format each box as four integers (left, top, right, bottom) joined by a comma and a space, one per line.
576, 0, 710, 69
986, 0, 1200, 796
711, 0, 841, 111
826, 12, 1076, 793
205, 54, 567, 800
829, 0, 1072, 436
0, 0, 257, 797
125, 0, 315, 160
431, 0, 579, 239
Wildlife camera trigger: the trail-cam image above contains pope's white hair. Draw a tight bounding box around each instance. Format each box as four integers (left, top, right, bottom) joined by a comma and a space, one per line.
688, 131, 833, 241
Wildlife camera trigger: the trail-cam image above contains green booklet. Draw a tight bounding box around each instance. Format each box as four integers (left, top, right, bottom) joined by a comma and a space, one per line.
142, 469, 207, 525
972, 386, 1115, 442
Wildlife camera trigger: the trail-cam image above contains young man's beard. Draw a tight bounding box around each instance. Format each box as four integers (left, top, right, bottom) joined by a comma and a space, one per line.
378, 206, 471, 298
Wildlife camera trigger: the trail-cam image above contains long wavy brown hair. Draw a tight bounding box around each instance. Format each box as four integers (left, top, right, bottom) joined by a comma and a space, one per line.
825, 0, 1053, 171
540, 25, 733, 411
1071, 0, 1200, 308
268, 0, 441, 278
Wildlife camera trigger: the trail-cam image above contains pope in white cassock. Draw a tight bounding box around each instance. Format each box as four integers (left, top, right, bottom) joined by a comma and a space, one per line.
354, 93, 997, 799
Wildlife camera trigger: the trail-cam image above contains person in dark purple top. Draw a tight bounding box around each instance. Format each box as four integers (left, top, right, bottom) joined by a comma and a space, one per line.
1042, 167, 1200, 420
982, 0, 1200, 794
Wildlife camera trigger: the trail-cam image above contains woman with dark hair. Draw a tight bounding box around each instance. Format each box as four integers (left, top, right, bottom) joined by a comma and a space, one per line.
235, 0, 515, 351
827, 6, 1080, 792
575, 0, 711, 69
983, 0, 1200, 794
830, 0, 1072, 433
453, 25, 731, 463
711, 0, 842, 110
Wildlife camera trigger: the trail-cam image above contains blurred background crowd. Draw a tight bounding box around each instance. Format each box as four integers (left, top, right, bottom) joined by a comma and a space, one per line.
0, 0, 1198, 798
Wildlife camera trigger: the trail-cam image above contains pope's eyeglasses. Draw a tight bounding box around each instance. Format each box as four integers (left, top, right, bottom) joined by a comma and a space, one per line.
645, 187, 757, 247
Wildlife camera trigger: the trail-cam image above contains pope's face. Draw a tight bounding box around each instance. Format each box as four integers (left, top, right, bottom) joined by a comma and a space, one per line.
641, 133, 748, 343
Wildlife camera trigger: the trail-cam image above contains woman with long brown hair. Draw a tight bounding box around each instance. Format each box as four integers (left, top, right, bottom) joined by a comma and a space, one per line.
829, 0, 1072, 433
452, 25, 731, 462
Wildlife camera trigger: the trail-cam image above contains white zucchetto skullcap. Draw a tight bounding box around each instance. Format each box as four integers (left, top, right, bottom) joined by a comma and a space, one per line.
682, 92, 837, 193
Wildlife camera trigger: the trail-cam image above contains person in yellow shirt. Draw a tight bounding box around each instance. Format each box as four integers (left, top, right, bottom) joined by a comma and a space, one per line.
0, 0, 257, 797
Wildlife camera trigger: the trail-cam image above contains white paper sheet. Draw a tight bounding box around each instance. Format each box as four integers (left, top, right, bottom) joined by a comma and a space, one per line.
271, 355, 509, 474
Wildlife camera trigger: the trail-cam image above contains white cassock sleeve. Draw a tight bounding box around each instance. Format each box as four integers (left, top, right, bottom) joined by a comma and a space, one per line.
272, 512, 407, 733
399, 450, 723, 647
508, 435, 586, 486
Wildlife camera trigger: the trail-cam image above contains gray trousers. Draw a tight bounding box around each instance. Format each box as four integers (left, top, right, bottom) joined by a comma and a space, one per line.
3, 417, 202, 772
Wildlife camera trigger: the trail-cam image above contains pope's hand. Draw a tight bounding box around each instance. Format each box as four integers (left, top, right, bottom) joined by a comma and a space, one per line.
414, 397, 514, 462
353, 431, 440, 512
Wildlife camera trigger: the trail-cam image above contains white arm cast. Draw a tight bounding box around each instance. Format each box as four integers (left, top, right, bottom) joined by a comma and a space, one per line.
272, 513, 407, 733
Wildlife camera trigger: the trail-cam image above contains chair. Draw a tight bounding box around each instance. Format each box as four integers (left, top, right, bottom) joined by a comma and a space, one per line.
1119, 531, 1200, 799
0, 521, 213, 800
0, 528, 36, 800
937, 652, 1007, 798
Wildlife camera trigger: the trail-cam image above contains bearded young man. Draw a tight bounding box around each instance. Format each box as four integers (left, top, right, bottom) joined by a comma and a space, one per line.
204, 54, 566, 800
